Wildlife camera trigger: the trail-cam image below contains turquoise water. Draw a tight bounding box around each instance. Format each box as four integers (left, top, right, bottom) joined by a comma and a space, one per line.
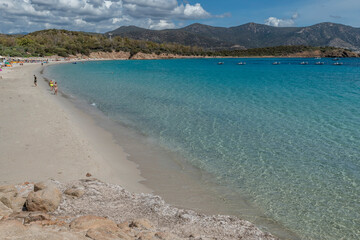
45, 58, 360, 239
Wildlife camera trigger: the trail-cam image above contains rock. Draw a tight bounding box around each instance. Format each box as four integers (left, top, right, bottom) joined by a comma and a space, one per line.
33, 182, 47, 192
86, 173, 92, 177
0, 185, 26, 212
11, 196, 27, 212
86, 226, 131, 240
117, 221, 131, 232
155, 232, 180, 240
25, 212, 51, 224
0, 201, 13, 219
26, 185, 62, 212
0, 219, 89, 240
0, 184, 16, 193
64, 188, 85, 198
0, 220, 27, 237
116, 229, 133, 240
135, 231, 155, 240
8, 211, 51, 224
0, 192, 15, 209
70, 215, 118, 232
33, 181, 54, 192
15, 183, 35, 198
129, 218, 153, 230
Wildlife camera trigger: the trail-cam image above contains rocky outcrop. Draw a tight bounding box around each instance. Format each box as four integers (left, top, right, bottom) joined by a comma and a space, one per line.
87, 51, 130, 60
0, 184, 29, 213
130, 52, 202, 60
70, 215, 118, 232
26, 182, 62, 212
54, 179, 277, 240
64, 188, 85, 198
0, 201, 13, 219
0, 180, 277, 240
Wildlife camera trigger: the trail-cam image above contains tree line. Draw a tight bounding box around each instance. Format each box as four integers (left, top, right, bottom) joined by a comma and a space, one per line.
0, 29, 354, 58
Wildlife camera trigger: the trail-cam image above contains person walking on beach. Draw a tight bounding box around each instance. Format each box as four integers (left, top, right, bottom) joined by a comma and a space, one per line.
54, 82, 58, 95
49, 80, 54, 91
33, 75, 37, 87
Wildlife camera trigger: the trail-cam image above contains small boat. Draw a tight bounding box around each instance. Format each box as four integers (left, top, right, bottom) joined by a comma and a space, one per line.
315, 57, 321, 60
332, 58, 340, 61
333, 62, 343, 66
300, 62, 308, 65
237, 62, 246, 65
272, 62, 280, 65
315, 62, 324, 65
218, 62, 224, 65
72, 62, 77, 64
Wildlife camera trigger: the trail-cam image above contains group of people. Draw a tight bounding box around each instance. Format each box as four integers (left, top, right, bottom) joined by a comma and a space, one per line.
49, 80, 58, 95
33, 74, 58, 95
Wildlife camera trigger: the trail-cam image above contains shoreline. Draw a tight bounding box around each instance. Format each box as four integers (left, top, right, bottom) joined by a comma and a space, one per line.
1, 60, 297, 239
0, 62, 150, 194
41, 60, 301, 240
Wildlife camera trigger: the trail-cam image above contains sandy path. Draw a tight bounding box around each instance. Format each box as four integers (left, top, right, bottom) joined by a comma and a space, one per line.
0, 63, 150, 193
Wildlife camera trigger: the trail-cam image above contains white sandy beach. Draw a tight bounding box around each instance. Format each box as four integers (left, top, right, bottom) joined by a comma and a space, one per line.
0, 63, 150, 194
0, 62, 281, 240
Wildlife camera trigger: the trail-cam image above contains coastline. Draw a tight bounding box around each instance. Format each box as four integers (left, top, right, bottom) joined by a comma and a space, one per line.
42, 60, 303, 240
0, 60, 295, 239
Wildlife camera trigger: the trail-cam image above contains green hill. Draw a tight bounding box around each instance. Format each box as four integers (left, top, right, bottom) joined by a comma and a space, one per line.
0, 29, 358, 58
107, 22, 360, 51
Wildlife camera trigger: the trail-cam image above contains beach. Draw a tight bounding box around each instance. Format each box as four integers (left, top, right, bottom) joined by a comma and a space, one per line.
2, 58, 359, 240
0, 62, 279, 240
0, 63, 150, 194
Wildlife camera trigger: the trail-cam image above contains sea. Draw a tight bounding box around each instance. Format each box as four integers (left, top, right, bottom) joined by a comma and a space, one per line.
44, 58, 360, 240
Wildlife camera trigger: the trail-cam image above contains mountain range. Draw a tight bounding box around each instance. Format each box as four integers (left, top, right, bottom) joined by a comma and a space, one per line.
106, 22, 360, 51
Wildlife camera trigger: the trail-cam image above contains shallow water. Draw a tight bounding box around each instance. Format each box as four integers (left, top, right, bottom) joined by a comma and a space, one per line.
45, 58, 360, 240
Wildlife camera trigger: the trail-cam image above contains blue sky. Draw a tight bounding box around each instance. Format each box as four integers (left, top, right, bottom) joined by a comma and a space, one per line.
0, 0, 360, 34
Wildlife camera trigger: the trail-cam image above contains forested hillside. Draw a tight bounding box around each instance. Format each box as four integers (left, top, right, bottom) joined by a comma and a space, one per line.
0, 29, 358, 58
0, 29, 204, 57
108, 22, 360, 51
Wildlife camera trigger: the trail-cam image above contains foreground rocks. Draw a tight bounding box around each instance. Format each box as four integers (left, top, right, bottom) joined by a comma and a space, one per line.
0, 179, 277, 240
26, 183, 62, 212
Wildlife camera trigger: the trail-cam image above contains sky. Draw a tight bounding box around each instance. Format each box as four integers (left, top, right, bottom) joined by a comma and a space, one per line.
1, 0, 360, 34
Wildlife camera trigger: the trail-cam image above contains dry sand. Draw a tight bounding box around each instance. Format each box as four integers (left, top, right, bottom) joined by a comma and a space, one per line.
0, 63, 150, 194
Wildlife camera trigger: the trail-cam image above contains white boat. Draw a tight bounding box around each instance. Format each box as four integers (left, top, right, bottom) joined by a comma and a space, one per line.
237, 62, 246, 65
272, 62, 280, 65
315, 57, 321, 60
218, 62, 224, 65
315, 62, 324, 65
333, 62, 343, 65
300, 62, 308, 65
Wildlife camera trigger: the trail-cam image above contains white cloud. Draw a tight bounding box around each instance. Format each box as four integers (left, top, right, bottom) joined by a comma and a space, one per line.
0, 0, 213, 33
183, 3, 209, 19
265, 17, 294, 27
265, 12, 299, 27
172, 3, 209, 19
